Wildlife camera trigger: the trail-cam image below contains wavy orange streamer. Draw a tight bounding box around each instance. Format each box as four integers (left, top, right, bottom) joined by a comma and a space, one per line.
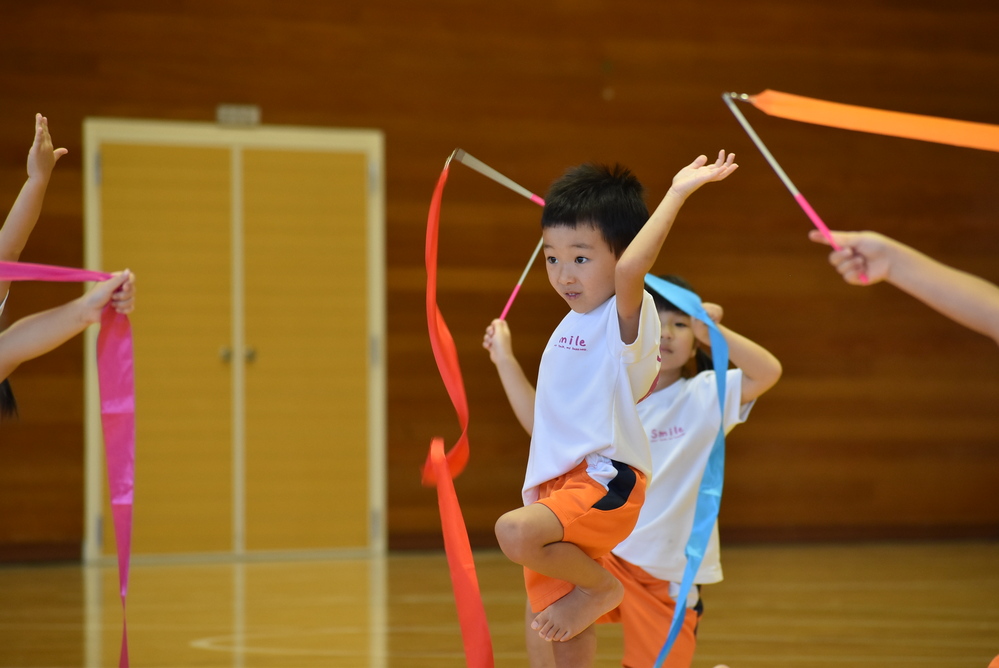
751, 89, 999, 153
422, 163, 495, 667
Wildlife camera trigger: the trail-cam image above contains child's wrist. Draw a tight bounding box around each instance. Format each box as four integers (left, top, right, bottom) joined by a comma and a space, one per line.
664, 186, 691, 203
25, 172, 53, 185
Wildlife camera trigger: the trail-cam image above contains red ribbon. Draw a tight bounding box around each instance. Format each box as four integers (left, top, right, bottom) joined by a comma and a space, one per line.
422, 165, 495, 667
0, 260, 133, 668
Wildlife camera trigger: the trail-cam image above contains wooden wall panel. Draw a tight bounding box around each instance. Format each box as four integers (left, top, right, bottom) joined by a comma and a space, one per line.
0, 0, 997, 559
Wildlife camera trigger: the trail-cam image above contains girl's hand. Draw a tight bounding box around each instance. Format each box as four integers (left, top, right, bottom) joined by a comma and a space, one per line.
692, 302, 723, 344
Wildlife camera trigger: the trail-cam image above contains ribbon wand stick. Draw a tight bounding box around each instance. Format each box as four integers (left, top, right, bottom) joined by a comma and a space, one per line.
497, 238, 543, 320
722, 92, 867, 282
450, 149, 546, 319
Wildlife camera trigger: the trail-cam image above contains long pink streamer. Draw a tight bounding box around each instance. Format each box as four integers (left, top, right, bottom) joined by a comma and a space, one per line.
0, 260, 134, 667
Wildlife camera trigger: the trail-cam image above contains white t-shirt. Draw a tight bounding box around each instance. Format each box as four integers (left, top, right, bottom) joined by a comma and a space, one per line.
611, 368, 752, 584
0, 291, 7, 316
523, 292, 661, 505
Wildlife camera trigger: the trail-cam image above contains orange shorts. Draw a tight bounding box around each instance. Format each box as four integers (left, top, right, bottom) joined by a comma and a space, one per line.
596, 552, 701, 668
524, 460, 646, 613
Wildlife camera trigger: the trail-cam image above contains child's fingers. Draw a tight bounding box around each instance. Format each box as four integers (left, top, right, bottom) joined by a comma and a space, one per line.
808, 229, 833, 246
688, 154, 709, 168
810, 229, 853, 250
702, 302, 724, 323
109, 270, 136, 313
705, 151, 737, 180
829, 252, 868, 284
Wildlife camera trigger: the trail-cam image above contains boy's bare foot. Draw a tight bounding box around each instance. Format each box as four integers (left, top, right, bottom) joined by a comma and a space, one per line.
531, 578, 624, 642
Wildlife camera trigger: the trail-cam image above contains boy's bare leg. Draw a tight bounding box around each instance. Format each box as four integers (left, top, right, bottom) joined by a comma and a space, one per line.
525, 600, 556, 668
528, 539, 622, 641
496, 504, 623, 644
551, 624, 596, 668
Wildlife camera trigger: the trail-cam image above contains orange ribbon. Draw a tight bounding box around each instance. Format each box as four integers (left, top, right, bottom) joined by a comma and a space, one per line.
749, 89, 999, 153
422, 161, 495, 667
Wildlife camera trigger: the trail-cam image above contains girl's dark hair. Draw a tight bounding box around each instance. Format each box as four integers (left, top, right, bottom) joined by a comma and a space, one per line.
0, 378, 17, 420
540, 163, 649, 257
645, 274, 713, 374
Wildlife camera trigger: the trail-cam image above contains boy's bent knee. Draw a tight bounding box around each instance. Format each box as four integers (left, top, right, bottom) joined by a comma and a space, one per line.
495, 511, 530, 563
495, 504, 563, 565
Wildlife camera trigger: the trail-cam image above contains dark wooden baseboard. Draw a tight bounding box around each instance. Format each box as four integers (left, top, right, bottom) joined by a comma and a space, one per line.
0, 542, 81, 565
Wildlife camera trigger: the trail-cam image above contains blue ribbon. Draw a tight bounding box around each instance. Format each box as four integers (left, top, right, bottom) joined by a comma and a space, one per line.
643, 274, 729, 668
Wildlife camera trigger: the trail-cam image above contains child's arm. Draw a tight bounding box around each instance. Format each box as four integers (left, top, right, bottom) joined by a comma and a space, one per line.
615, 151, 737, 343
0, 114, 68, 298
0, 271, 134, 381
694, 302, 782, 403
810, 229, 999, 345
483, 318, 535, 435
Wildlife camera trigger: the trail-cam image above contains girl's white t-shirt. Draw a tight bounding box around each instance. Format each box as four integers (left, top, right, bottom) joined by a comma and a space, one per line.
611, 368, 751, 584
523, 292, 661, 505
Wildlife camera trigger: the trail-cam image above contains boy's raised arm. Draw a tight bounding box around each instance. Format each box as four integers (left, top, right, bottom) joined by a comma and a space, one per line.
615, 151, 737, 343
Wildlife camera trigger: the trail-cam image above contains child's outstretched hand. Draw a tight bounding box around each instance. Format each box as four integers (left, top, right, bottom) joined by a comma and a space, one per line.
81, 270, 136, 324
669, 150, 738, 199
27, 113, 68, 181
483, 318, 515, 366
809, 230, 890, 285
692, 302, 723, 344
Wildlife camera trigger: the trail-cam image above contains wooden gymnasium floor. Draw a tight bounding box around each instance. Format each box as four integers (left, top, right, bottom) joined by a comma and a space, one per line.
0, 541, 996, 667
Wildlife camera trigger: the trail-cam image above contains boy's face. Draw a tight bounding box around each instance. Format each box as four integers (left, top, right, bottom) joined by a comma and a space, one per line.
543, 223, 617, 313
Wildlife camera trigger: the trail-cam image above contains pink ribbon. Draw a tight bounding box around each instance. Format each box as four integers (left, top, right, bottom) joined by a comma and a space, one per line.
0, 260, 133, 668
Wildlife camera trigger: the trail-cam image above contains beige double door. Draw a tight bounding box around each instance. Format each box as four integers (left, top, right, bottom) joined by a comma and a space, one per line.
83, 120, 385, 559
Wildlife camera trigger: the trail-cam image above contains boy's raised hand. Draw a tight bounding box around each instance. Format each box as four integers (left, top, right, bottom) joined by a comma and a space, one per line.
669, 150, 738, 199
27, 113, 68, 180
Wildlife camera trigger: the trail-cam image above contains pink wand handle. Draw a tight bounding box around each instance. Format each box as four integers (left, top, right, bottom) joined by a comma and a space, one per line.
793, 193, 840, 250
498, 284, 522, 321
793, 193, 868, 283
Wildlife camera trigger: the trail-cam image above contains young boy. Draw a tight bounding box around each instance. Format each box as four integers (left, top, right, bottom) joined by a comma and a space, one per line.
484, 151, 737, 667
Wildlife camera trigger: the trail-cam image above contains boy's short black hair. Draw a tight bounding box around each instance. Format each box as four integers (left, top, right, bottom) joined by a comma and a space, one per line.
541, 163, 649, 257
645, 274, 714, 374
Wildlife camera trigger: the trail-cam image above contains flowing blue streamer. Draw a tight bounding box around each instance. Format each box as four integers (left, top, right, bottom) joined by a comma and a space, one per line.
643, 274, 729, 668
